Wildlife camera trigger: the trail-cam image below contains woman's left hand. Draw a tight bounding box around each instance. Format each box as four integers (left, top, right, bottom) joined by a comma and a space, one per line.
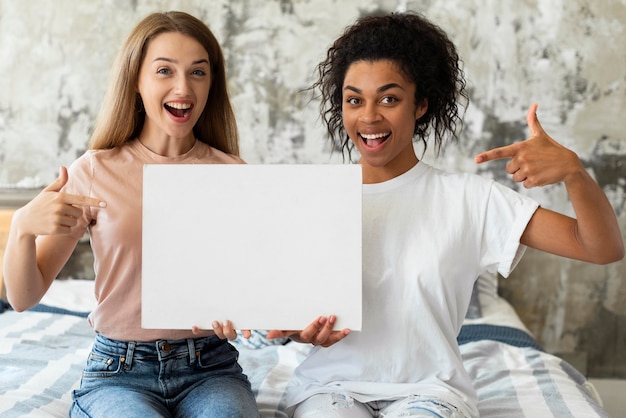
266, 315, 350, 347
474, 103, 583, 188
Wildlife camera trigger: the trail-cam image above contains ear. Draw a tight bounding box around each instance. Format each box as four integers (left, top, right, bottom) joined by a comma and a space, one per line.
415, 98, 428, 120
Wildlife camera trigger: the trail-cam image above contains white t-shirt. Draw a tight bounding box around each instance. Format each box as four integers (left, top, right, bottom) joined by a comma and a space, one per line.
287, 162, 539, 417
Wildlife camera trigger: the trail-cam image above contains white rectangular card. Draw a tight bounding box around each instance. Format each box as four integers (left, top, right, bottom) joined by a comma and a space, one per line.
142, 164, 362, 331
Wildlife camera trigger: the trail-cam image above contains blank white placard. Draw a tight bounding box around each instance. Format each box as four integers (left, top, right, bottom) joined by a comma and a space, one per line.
142, 164, 362, 331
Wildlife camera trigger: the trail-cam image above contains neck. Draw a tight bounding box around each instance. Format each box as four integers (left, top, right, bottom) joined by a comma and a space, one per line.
361, 156, 419, 184
137, 135, 196, 157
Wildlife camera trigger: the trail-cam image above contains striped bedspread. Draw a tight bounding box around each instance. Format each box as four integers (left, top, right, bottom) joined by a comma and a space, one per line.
0, 307, 609, 417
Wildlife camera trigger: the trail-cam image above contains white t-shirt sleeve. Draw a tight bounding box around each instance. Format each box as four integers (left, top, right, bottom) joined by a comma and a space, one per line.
481, 180, 539, 277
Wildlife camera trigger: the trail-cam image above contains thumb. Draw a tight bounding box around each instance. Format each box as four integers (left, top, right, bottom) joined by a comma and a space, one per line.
526, 103, 545, 137
44, 166, 69, 193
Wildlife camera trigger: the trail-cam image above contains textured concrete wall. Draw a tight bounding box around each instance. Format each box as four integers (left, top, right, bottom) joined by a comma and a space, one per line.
0, 0, 624, 376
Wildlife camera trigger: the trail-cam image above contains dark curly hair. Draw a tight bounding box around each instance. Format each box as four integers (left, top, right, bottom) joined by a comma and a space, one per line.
312, 11, 468, 158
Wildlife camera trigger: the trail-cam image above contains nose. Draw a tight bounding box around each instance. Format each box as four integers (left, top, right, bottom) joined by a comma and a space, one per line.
174, 75, 191, 95
360, 103, 382, 123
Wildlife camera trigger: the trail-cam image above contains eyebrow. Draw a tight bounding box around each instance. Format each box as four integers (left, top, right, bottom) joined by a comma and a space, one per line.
343, 83, 404, 94
153, 57, 210, 65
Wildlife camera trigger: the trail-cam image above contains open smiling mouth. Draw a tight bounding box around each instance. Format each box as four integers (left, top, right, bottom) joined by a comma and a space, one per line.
164, 102, 193, 118
360, 132, 391, 147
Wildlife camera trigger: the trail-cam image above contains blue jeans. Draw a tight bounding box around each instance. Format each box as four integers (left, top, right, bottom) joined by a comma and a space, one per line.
70, 334, 259, 417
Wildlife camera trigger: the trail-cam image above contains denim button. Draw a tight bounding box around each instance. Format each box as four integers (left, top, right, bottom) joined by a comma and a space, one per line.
161, 342, 171, 352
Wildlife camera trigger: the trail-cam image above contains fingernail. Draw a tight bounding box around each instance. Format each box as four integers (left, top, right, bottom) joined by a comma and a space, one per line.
212, 320, 220, 329
222, 320, 230, 327
99, 201, 107, 208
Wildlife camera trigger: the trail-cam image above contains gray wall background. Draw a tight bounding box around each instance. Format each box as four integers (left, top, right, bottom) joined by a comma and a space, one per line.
0, 0, 625, 377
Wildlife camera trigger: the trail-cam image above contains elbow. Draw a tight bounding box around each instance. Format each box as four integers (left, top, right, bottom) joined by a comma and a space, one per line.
609, 237, 626, 263
7, 299, 30, 313
594, 242, 625, 265
6, 293, 38, 313
607, 247, 625, 264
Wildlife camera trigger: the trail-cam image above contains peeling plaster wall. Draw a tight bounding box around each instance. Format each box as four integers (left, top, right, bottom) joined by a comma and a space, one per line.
0, 0, 625, 376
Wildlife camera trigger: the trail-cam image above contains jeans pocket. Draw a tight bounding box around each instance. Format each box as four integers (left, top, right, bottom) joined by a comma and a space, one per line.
82, 349, 124, 378
196, 341, 240, 372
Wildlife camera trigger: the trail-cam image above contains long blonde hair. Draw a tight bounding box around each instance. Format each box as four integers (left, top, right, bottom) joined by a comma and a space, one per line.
89, 11, 239, 155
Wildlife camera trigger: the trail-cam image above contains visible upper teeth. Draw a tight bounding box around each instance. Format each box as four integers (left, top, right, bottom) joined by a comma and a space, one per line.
361, 133, 389, 139
166, 102, 191, 109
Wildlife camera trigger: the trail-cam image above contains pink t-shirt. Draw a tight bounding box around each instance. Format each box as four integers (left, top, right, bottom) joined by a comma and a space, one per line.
63, 139, 243, 341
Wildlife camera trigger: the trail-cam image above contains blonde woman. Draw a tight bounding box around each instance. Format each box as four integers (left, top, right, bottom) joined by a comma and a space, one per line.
3, 11, 258, 417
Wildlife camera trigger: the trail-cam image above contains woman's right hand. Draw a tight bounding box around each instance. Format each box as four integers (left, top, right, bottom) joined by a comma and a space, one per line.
15, 166, 106, 237
4, 166, 106, 311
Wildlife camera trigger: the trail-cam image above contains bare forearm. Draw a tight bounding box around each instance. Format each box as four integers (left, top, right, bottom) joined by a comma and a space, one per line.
3, 223, 49, 311
565, 166, 624, 263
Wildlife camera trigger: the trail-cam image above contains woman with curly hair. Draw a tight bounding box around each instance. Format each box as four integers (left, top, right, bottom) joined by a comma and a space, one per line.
269, 11, 623, 418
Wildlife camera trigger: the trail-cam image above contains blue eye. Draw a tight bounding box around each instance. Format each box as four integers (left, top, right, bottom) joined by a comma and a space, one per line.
157, 68, 171, 75
192, 69, 207, 76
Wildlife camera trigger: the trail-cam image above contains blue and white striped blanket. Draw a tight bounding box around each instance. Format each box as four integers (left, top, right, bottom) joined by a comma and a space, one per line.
0, 305, 608, 418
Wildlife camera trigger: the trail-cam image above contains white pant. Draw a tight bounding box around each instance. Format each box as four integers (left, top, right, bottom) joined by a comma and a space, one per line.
292, 393, 469, 418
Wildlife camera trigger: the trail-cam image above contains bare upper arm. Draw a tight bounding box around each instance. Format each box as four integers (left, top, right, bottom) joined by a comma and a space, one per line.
520, 207, 583, 261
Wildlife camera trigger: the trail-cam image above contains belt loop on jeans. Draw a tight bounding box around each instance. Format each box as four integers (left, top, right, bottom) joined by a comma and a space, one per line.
124, 341, 136, 370
187, 338, 196, 365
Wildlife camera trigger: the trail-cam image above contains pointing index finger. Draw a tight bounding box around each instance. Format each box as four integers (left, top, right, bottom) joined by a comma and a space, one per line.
64, 193, 107, 208
474, 143, 518, 164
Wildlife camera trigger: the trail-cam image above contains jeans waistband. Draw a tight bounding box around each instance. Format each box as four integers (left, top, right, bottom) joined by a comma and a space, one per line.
93, 333, 225, 366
